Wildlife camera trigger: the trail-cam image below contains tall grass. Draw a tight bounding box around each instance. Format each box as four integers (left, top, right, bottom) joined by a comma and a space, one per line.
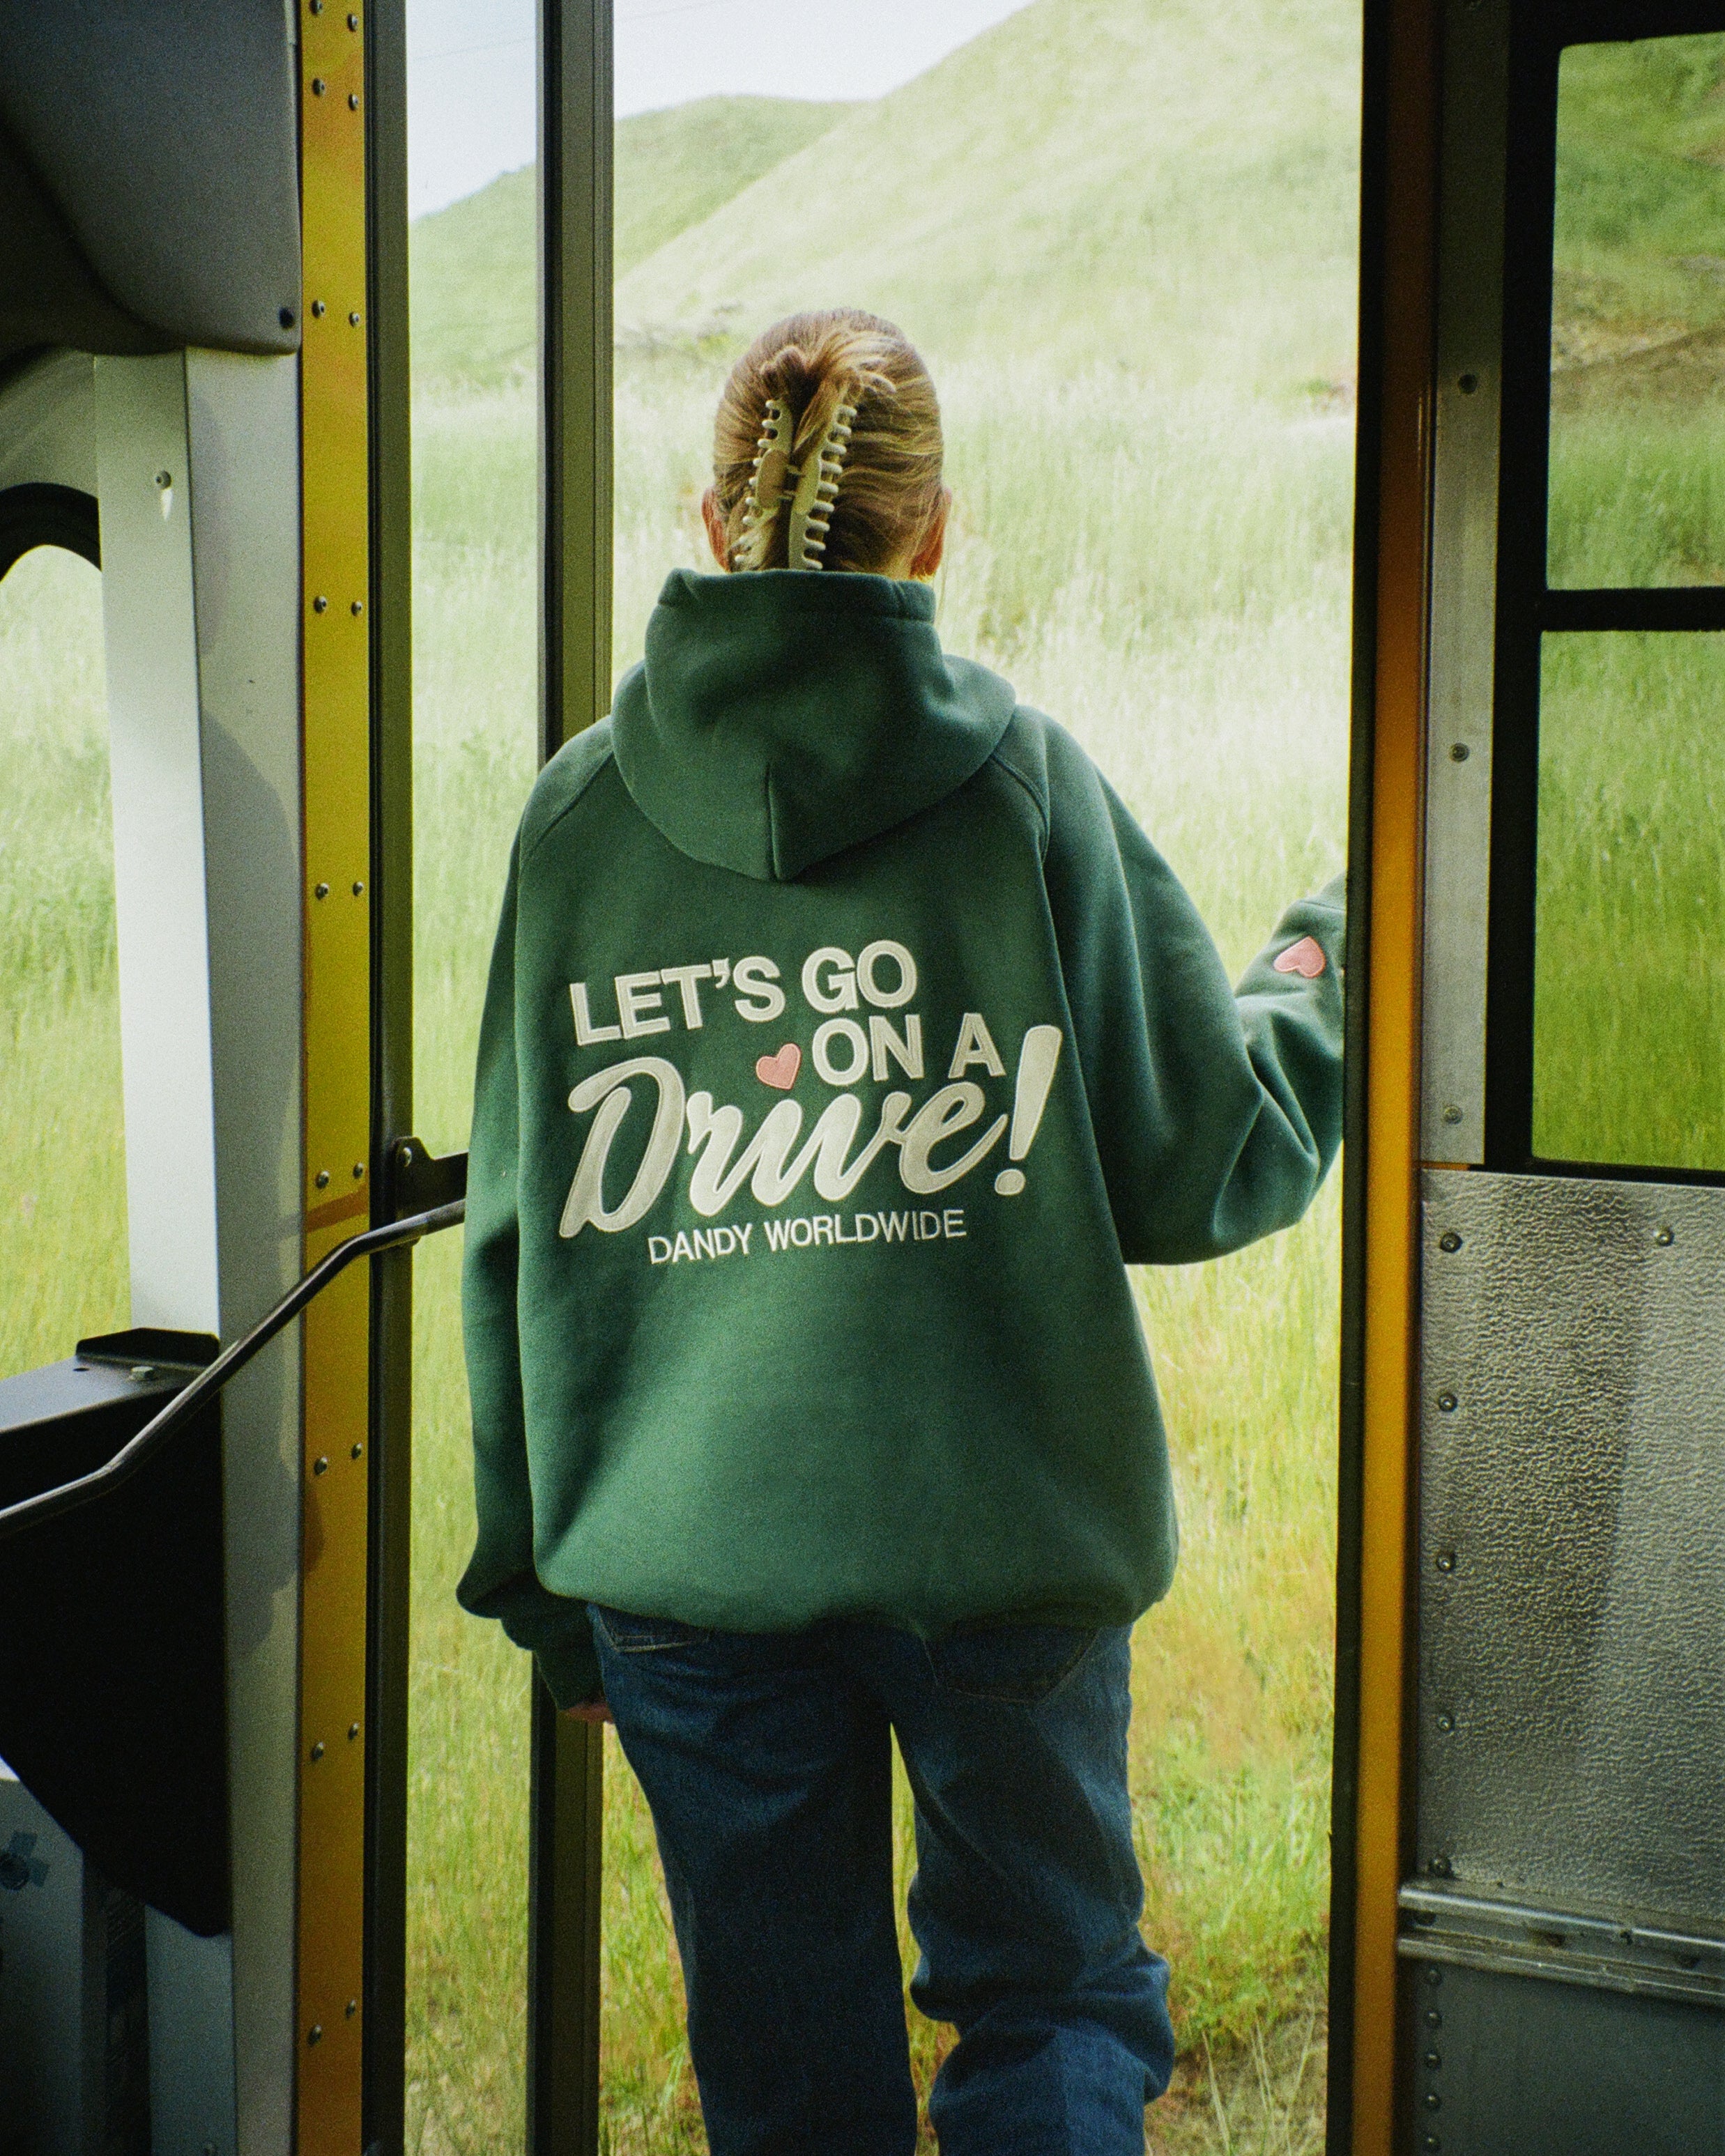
1548, 398, 1725, 589
1533, 631, 1725, 1169
0, 548, 129, 1387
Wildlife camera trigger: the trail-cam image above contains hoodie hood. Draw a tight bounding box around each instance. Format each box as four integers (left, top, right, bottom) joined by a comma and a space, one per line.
611, 569, 1018, 881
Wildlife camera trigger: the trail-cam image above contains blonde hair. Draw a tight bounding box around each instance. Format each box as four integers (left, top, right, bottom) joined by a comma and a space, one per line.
712, 310, 944, 575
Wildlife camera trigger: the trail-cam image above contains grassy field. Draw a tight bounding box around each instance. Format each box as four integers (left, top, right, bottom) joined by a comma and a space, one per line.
1548, 31, 1725, 588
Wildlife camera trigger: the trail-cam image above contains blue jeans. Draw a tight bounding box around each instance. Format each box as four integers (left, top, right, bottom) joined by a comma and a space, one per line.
590, 1608, 1174, 2156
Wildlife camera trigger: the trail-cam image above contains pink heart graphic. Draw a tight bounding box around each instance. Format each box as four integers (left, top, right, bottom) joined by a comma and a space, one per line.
756, 1042, 802, 1090
1273, 935, 1326, 980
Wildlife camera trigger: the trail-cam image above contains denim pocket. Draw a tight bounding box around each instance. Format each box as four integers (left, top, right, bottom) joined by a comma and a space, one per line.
590, 1603, 714, 1654
923, 1622, 1101, 1704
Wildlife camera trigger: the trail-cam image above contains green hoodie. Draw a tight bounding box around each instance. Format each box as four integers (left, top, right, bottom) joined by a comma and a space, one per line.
459, 570, 1344, 1708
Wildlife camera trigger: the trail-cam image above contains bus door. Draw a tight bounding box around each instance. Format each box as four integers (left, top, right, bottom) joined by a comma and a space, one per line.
1342, 3, 1725, 2148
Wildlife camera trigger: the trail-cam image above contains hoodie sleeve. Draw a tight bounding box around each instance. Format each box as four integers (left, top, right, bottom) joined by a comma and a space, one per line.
1043, 735, 1345, 1265
455, 838, 602, 1709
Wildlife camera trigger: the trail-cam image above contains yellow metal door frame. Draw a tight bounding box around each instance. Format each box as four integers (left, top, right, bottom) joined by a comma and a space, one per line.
298, 2, 375, 2145
1333, 0, 1439, 2148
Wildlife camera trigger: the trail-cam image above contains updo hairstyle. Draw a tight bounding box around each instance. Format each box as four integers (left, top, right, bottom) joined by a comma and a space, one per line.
711, 309, 945, 576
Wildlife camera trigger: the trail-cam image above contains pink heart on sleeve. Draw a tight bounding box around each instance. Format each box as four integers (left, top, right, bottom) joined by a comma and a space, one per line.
1273, 935, 1326, 979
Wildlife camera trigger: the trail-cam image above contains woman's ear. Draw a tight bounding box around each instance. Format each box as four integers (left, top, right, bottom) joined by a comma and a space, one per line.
701, 486, 730, 570
909, 488, 951, 580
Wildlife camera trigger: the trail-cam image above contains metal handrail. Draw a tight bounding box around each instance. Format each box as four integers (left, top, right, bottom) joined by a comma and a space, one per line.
0, 1199, 466, 1544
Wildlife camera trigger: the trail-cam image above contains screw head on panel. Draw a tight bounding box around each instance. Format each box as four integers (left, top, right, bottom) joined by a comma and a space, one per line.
1449, 742, 1469, 762
346, 1996, 358, 2017
1425, 1966, 1443, 1987
1436, 1392, 1457, 1412
1425, 2008, 1442, 2029
348, 91, 360, 109
1655, 1226, 1675, 1247
312, 77, 326, 95
1436, 1711, 1455, 1733
313, 1457, 328, 1477
313, 594, 328, 613
351, 1442, 364, 1461
353, 1162, 365, 1180
348, 9, 359, 24
352, 879, 365, 896
315, 1169, 331, 1189
314, 881, 330, 899
348, 1722, 360, 1741
312, 299, 326, 318
310, 1740, 325, 1761
349, 310, 362, 327
1435, 1549, 1457, 1573
1427, 1854, 1454, 1878
1458, 371, 1478, 392
351, 599, 364, 615
1441, 1103, 1463, 1124
1438, 1231, 1462, 1253
1424, 2093, 1441, 2111
1425, 2051, 1441, 2070
307, 2024, 323, 2045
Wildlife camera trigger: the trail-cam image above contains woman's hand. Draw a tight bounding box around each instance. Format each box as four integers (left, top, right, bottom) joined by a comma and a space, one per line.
563, 1698, 614, 1725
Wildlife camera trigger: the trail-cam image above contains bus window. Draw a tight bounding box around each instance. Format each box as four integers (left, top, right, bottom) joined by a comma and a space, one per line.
1548, 34, 1725, 589
1533, 631, 1725, 1169
0, 541, 127, 1382
1535, 32, 1725, 1171
404, 1, 538, 2143
606, 1, 1358, 2142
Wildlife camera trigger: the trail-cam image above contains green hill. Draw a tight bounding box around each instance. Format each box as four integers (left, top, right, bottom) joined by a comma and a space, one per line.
1551, 32, 1725, 387
410, 96, 854, 391
615, 0, 1360, 393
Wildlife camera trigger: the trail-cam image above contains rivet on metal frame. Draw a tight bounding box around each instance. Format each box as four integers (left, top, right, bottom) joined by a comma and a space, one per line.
1438, 1231, 1462, 1253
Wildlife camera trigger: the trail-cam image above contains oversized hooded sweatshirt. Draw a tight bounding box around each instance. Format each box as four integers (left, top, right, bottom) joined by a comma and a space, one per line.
459, 569, 1345, 1707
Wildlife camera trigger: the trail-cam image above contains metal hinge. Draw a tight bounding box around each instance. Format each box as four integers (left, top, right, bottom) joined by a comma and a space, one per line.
387, 1137, 468, 1220
1398, 1881, 1725, 2008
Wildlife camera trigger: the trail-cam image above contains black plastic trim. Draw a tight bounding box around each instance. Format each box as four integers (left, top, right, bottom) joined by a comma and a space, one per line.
529, 6, 611, 2152
364, 0, 415, 2145
0, 479, 98, 578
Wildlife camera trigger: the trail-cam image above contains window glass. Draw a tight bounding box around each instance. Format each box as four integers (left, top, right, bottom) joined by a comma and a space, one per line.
606, 0, 1358, 2141
0, 544, 127, 1381
405, 2, 537, 2144
1549, 34, 1725, 588
1533, 631, 1725, 1168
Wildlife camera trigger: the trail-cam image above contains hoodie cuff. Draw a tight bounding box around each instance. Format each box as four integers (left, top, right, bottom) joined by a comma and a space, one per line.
534, 1615, 604, 1711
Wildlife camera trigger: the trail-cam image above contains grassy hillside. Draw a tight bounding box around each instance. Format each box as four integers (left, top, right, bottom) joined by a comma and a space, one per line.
1552, 30, 1725, 368
410, 96, 854, 390
1549, 31, 1725, 586
616, 0, 1360, 394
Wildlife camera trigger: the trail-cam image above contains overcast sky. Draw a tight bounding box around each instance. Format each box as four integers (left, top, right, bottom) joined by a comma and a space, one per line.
407, 0, 1034, 217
